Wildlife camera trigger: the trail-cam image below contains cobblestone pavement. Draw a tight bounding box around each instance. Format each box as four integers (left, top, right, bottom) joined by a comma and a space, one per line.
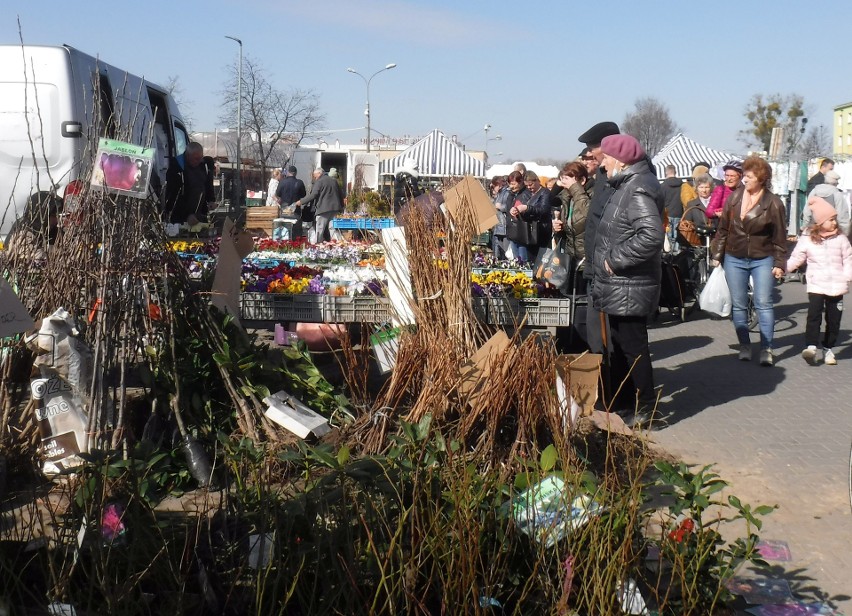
648, 278, 852, 612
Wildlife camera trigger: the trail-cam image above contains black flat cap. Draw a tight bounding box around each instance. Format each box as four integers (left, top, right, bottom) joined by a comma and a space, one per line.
578, 121, 620, 144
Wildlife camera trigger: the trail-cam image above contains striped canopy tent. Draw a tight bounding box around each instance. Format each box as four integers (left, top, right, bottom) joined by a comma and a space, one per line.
652, 133, 741, 179
379, 129, 485, 178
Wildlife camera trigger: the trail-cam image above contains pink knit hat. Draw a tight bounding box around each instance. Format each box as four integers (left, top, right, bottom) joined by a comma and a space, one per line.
808, 196, 837, 225
600, 134, 645, 166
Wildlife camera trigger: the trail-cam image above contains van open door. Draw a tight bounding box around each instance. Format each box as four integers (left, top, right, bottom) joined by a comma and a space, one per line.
352, 152, 380, 191
145, 88, 175, 192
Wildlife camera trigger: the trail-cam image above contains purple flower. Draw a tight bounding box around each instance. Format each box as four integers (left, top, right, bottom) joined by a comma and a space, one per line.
307, 275, 327, 295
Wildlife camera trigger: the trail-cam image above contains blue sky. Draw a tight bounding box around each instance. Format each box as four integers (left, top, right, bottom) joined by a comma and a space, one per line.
3, 0, 849, 163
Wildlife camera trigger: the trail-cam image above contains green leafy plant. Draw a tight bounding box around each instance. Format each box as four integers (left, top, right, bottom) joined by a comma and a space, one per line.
645, 460, 775, 611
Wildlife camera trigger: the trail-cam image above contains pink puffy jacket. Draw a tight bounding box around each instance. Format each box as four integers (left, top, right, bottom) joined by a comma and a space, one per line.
705, 184, 732, 219
786, 233, 852, 296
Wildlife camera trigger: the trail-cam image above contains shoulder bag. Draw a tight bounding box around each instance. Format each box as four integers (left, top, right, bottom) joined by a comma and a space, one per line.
677, 206, 703, 247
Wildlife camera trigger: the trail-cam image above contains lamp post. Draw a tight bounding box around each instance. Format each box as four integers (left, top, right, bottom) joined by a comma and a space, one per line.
225, 35, 242, 214
484, 124, 501, 159
346, 63, 397, 153
487, 133, 501, 156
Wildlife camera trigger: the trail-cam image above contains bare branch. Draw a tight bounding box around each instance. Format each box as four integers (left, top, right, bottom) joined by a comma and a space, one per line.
621, 97, 681, 156
219, 56, 326, 181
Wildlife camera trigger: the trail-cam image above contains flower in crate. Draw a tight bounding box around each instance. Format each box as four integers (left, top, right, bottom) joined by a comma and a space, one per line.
471, 270, 535, 298
255, 238, 305, 253
307, 275, 327, 295
267, 277, 288, 294
355, 279, 386, 297
471, 249, 490, 268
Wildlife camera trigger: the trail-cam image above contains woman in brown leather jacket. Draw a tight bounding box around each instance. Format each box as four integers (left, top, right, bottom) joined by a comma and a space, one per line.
710, 156, 787, 366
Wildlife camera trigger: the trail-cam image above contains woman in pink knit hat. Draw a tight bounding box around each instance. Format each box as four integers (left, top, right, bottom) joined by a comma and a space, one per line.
592, 133, 664, 426
786, 196, 852, 365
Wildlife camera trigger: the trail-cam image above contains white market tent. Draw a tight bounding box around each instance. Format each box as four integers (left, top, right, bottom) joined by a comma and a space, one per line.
379, 129, 485, 178
652, 133, 741, 180
485, 161, 559, 180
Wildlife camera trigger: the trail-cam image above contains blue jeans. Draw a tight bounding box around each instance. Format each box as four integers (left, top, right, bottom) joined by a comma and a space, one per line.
508, 241, 530, 263
492, 234, 506, 260
668, 216, 681, 252
723, 255, 775, 349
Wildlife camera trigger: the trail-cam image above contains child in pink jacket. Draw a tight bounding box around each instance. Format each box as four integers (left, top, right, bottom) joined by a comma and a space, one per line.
786, 197, 852, 365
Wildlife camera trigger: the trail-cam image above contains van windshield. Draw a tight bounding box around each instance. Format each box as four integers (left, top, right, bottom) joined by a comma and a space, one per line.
0, 82, 60, 167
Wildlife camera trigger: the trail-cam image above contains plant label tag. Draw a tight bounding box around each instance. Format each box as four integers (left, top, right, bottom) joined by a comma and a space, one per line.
263, 391, 330, 439
370, 327, 403, 374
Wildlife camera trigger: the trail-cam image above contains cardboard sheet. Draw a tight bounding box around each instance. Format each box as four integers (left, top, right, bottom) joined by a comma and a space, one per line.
211, 218, 251, 322
457, 330, 512, 408
0, 277, 35, 338
442, 175, 498, 235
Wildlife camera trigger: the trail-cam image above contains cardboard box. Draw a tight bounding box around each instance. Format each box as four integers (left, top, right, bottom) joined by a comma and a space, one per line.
554, 353, 602, 430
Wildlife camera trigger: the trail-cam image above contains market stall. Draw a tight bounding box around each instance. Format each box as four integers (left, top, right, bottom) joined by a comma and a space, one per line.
171, 236, 575, 328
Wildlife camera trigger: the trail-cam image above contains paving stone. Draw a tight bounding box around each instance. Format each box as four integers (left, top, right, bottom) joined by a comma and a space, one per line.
647, 278, 852, 611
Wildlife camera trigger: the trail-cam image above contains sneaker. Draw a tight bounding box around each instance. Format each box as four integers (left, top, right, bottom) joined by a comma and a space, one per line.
738, 344, 752, 361
824, 349, 837, 365
759, 349, 774, 366
802, 346, 818, 365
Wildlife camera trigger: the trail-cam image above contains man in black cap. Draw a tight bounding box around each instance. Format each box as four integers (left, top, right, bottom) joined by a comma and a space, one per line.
577, 122, 620, 355
275, 165, 307, 215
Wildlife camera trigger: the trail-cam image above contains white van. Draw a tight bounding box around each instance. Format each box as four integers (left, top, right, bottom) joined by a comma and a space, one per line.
0, 44, 189, 236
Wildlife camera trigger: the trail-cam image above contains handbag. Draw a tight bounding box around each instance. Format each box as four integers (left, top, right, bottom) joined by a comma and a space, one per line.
534, 239, 573, 292
698, 266, 732, 317
678, 206, 703, 247
506, 215, 536, 245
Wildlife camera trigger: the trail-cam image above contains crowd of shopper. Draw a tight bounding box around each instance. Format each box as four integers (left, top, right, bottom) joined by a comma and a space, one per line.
486, 124, 852, 428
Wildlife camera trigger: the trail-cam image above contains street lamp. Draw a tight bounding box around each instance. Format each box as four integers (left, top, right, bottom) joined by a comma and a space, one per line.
484, 124, 502, 157
346, 63, 397, 153
225, 35, 242, 214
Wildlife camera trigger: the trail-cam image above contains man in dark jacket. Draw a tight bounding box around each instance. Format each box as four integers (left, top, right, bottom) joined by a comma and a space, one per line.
165, 142, 216, 224
577, 121, 621, 357
393, 159, 423, 215
661, 164, 684, 250
806, 157, 834, 195
295, 168, 342, 243
275, 165, 307, 214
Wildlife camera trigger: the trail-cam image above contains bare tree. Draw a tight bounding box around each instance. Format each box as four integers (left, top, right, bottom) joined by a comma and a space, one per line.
797, 124, 832, 160
165, 75, 194, 131
621, 97, 681, 156
220, 56, 325, 184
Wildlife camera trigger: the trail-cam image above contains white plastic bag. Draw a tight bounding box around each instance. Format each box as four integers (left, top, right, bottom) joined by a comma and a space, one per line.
699, 266, 732, 317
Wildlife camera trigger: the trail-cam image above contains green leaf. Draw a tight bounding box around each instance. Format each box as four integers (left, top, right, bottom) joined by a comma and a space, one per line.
415, 414, 432, 441
540, 444, 557, 472
336, 445, 350, 467
255, 384, 271, 400
310, 448, 338, 469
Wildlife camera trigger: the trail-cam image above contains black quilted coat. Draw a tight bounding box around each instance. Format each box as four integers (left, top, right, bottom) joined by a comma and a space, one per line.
591, 159, 665, 317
